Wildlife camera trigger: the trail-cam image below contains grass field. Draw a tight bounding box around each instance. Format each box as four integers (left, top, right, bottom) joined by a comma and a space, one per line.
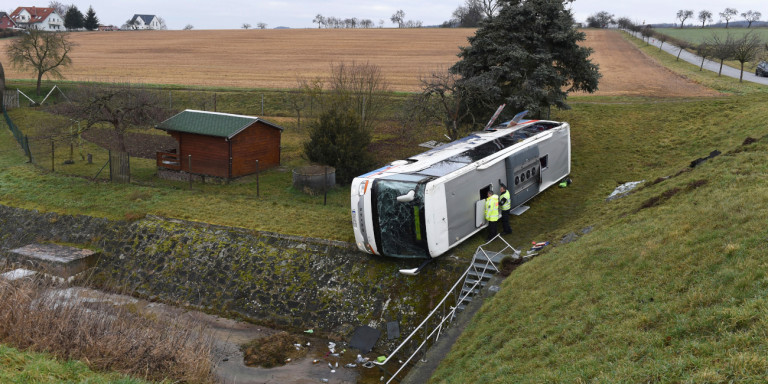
430, 31, 768, 383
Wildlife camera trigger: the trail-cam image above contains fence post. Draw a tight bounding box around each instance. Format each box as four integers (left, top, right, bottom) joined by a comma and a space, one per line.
213, 93, 217, 112
108, 150, 112, 181
255, 160, 260, 198
261, 94, 264, 115
188, 154, 192, 190
50, 138, 54, 172
324, 166, 328, 206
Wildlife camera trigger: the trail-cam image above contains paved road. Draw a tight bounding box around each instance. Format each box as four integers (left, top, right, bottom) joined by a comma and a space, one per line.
626, 30, 768, 86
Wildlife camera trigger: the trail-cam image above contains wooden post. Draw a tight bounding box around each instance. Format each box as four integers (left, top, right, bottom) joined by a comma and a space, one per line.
255, 160, 260, 198
324, 166, 328, 206
50, 138, 54, 172
213, 93, 217, 112
188, 154, 192, 190
261, 94, 264, 115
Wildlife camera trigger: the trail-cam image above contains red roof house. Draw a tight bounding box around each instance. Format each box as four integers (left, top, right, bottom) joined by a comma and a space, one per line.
10, 7, 63, 31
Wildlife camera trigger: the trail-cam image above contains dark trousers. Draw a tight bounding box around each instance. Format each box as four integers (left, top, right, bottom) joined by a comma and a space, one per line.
500, 209, 512, 234
486, 220, 498, 240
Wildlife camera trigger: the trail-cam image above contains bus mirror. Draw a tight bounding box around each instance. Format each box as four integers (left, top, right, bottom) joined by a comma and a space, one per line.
396, 190, 415, 203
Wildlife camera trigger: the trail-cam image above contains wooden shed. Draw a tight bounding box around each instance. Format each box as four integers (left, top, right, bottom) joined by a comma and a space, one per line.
155, 109, 283, 179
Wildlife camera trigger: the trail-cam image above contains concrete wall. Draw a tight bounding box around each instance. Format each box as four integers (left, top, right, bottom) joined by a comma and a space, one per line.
0, 204, 466, 338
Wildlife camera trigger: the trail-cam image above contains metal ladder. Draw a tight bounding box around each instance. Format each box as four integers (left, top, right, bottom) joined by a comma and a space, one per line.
370, 235, 520, 384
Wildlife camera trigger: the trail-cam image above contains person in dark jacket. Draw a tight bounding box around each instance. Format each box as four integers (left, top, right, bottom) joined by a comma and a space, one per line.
499, 183, 512, 235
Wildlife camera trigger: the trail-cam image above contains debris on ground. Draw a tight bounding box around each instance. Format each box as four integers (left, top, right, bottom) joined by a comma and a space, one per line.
606, 180, 645, 201
241, 331, 308, 368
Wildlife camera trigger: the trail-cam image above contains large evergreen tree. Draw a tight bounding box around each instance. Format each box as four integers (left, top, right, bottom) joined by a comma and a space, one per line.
64, 6, 84, 30
84, 6, 99, 31
450, 0, 600, 122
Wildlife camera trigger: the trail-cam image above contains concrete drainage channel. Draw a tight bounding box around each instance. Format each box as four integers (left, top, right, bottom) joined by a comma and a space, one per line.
0, 203, 471, 382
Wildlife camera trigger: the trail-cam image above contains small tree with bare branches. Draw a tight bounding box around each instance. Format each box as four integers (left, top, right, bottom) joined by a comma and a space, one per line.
698, 10, 712, 28
708, 33, 736, 76
6, 29, 75, 96
676, 10, 693, 28
731, 32, 762, 82
741, 11, 761, 28
719, 8, 738, 28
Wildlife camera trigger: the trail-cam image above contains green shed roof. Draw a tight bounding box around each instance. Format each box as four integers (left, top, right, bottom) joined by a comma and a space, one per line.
155, 110, 282, 139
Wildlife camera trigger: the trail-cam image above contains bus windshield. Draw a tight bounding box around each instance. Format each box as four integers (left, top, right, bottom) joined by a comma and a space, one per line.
372, 178, 429, 258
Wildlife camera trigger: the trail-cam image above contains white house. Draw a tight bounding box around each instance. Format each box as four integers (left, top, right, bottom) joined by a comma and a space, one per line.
128, 14, 161, 30
9, 7, 63, 31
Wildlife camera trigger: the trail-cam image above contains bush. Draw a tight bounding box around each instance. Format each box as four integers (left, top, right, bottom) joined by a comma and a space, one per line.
0, 279, 214, 383
304, 107, 375, 184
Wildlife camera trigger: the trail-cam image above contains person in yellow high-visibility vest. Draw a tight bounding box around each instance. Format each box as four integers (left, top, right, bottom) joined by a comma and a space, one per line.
485, 189, 499, 241
499, 183, 512, 235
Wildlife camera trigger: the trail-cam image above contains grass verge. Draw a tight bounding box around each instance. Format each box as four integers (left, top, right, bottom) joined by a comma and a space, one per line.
429, 30, 768, 383
0, 344, 150, 384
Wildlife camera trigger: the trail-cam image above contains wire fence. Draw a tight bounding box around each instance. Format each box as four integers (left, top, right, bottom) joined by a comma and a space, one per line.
2, 106, 134, 182
3, 106, 32, 162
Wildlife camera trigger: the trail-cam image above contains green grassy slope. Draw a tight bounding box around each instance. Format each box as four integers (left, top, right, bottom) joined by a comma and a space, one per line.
430, 34, 768, 382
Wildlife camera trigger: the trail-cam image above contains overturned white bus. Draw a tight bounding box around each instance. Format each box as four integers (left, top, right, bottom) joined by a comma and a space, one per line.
350, 118, 571, 259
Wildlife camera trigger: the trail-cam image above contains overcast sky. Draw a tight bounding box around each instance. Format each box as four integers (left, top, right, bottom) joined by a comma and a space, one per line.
22, 0, 766, 30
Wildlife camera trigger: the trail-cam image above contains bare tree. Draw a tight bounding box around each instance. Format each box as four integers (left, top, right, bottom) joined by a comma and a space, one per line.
6, 29, 75, 96
676, 10, 693, 28
391, 9, 405, 28
183, 24, 194, 30
698, 10, 712, 28
48, 1, 68, 18
675, 39, 692, 60
656, 32, 669, 51
241, 23, 251, 29
156, 16, 167, 30
419, 68, 498, 138
420, 70, 469, 139
719, 8, 738, 28
708, 33, 736, 76
695, 43, 711, 71
732, 32, 762, 81
52, 84, 172, 153
257, 22, 267, 29
326, 62, 388, 132
313, 14, 325, 28
741, 10, 761, 28
478, 0, 499, 20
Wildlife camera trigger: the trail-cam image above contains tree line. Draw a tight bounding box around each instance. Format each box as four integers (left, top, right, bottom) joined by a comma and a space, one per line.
626, 20, 765, 82
312, 10, 422, 29
587, 8, 763, 29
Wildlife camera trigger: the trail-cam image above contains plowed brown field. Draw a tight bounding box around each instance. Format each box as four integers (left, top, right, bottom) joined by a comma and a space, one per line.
0, 28, 717, 96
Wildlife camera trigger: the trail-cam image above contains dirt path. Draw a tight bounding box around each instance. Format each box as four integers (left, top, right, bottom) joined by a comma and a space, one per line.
578, 29, 720, 97
57, 287, 359, 384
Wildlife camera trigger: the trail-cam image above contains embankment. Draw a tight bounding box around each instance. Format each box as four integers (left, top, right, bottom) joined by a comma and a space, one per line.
0, 204, 466, 336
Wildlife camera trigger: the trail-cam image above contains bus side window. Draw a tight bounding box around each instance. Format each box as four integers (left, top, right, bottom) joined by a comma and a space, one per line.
479, 184, 492, 200
540, 155, 549, 170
